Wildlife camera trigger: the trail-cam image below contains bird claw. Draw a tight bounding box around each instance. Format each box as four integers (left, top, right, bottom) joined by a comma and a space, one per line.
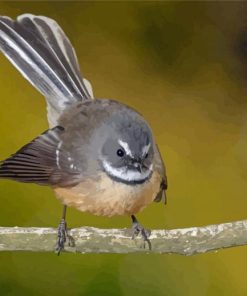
131, 221, 152, 250
55, 218, 74, 255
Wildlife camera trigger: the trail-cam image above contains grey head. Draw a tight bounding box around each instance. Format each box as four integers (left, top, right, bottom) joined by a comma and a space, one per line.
85, 102, 155, 185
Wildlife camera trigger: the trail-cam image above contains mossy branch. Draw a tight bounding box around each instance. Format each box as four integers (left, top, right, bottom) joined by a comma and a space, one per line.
0, 220, 247, 255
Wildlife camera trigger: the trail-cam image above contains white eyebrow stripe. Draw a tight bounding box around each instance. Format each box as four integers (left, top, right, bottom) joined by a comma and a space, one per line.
118, 140, 133, 157
142, 143, 151, 156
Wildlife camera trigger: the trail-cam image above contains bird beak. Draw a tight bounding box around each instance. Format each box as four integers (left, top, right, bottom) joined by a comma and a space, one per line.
133, 162, 142, 173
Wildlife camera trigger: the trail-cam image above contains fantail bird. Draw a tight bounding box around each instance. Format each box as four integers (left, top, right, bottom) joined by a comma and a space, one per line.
0, 14, 167, 253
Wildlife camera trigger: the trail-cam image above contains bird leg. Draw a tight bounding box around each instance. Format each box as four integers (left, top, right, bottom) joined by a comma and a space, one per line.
55, 205, 74, 255
131, 215, 151, 250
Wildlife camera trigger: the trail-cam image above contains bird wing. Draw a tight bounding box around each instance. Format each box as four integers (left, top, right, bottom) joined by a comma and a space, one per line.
0, 14, 94, 127
0, 127, 82, 186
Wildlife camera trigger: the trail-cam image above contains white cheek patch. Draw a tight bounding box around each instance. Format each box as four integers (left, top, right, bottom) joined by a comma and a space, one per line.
142, 143, 151, 157
102, 160, 153, 182
118, 140, 133, 157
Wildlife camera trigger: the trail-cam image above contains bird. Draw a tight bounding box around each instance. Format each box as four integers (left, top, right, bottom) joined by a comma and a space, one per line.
0, 14, 167, 253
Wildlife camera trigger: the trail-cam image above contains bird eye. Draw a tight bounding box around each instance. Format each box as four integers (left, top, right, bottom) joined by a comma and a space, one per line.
145, 153, 149, 159
117, 149, 124, 157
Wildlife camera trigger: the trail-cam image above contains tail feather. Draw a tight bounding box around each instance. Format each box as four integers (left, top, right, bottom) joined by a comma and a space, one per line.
0, 14, 93, 126
18, 15, 90, 98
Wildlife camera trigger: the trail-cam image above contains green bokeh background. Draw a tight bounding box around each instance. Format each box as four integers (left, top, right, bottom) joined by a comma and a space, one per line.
1, 1, 247, 295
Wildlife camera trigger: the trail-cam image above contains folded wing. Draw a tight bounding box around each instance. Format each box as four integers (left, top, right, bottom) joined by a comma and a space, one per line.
0, 127, 81, 186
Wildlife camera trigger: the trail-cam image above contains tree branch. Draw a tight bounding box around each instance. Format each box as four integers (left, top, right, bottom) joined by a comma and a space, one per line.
0, 220, 247, 255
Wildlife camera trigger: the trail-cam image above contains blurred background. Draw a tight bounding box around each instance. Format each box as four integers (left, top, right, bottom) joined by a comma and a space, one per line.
1, 1, 247, 295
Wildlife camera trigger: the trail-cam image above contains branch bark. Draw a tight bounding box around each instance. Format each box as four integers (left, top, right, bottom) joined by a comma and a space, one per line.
0, 220, 247, 255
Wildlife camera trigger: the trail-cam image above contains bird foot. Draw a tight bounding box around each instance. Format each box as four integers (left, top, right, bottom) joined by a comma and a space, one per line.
55, 218, 74, 255
131, 218, 152, 250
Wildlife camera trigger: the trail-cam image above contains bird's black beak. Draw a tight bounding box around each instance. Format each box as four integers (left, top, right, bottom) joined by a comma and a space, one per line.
127, 158, 145, 173
132, 161, 142, 173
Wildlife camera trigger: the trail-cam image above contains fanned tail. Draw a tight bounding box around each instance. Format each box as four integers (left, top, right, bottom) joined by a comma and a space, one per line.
0, 14, 94, 126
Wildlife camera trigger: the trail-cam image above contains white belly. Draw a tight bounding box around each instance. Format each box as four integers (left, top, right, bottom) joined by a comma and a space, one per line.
53, 171, 162, 217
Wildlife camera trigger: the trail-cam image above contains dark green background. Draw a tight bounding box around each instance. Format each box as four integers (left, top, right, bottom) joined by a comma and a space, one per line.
1, 1, 247, 295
